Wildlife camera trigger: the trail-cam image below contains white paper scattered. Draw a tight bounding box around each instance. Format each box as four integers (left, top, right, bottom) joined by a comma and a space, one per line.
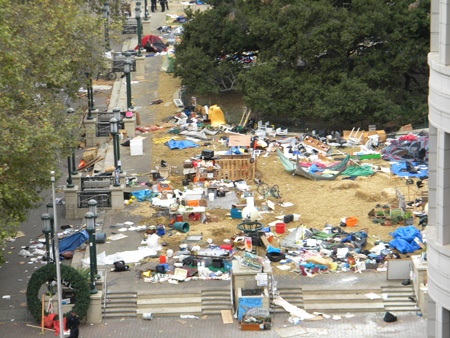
2, 295, 11, 299
276, 265, 291, 271
280, 202, 294, 207
109, 234, 128, 241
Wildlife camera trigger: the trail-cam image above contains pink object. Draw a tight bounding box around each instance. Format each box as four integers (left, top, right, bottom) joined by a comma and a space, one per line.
126, 111, 133, 118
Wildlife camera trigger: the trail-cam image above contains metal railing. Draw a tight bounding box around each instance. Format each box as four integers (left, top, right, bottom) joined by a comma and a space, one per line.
81, 176, 114, 191
77, 191, 111, 208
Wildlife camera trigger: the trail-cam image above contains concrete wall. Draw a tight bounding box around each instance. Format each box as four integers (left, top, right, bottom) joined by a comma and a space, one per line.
428, 1, 450, 336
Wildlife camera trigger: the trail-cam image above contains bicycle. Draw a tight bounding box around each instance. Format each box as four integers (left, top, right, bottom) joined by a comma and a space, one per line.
96, 70, 117, 81
255, 179, 281, 199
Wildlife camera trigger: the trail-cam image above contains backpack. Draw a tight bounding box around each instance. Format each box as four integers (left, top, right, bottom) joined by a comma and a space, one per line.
114, 260, 129, 272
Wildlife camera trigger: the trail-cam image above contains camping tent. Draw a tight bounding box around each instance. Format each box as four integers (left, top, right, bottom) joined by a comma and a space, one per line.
208, 105, 226, 127
136, 35, 167, 53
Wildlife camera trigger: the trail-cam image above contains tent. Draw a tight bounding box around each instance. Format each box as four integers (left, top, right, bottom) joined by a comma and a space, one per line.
276, 148, 350, 181
136, 35, 167, 53
208, 105, 226, 127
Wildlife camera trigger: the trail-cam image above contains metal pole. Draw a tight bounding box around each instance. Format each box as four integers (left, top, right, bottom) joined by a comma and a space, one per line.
137, 16, 142, 57
44, 233, 50, 263
89, 232, 98, 293
125, 70, 132, 110
144, 0, 149, 20
115, 133, 122, 172
47, 203, 57, 262
89, 78, 95, 110
86, 77, 93, 120
67, 156, 74, 188
71, 149, 78, 175
51, 172, 64, 338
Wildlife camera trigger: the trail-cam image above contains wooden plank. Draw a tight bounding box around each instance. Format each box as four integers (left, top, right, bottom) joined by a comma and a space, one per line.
221, 310, 234, 324
77, 156, 104, 171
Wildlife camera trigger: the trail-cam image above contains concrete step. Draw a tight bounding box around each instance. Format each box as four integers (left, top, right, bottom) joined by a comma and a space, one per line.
302, 288, 380, 295
382, 292, 415, 297
202, 297, 231, 303
385, 306, 419, 311
103, 308, 137, 314
106, 299, 137, 305
304, 302, 385, 312
105, 303, 138, 308
139, 291, 200, 299
103, 313, 137, 319
302, 293, 383, 303
137, 306, 202, 316
202, 304, 233, 311
106, 294, 137, 300
137, 297, 201, 306
384, 297, 416, 303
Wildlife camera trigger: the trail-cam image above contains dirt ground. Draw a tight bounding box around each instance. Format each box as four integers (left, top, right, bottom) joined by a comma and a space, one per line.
130, 72, 427, 265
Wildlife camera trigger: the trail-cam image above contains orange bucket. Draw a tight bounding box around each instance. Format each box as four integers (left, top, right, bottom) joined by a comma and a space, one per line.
346, 217, 357, 227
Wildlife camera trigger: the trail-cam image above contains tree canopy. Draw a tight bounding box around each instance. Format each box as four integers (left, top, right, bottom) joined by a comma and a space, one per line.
0, 0, 108, 263
174, 0, 430, 127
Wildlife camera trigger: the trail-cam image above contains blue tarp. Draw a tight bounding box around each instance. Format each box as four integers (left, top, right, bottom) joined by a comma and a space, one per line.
308, 163, 322, 174
59, 230, 89, 257
132, 189, 151, 202
390, 162, 428, 178
388, 226, 423, 254
164, 139, 199, 150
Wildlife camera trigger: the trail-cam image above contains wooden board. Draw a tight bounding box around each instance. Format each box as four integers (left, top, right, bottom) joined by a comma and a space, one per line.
221, 310, 234, 324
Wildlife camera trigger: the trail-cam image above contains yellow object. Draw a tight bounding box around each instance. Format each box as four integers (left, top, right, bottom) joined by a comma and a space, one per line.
329, 262, 338, 271
208, 105, 226, 127
142, 271, 152, 277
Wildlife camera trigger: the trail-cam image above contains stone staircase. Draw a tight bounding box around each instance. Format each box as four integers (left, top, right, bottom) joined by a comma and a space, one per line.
136, 291, 203, 318
271, 284, 418, 314
382, 285, 418, 312
103, 291, 138, 319
201, 288, 233, 315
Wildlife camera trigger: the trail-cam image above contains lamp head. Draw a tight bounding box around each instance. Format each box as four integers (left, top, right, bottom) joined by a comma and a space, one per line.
85, 211, 95, 232
41, 213, 52, 234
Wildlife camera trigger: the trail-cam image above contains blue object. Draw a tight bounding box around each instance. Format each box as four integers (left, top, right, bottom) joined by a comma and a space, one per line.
262, 227, 270, 232
59, 230, 89, 259
131, 189, 151, 202
388, 225, 423, 253
267, 245, 281, 254
164, 139, 199, 150
390, 162, 428, 178
230, 209, 243, 219
308, 163, 322, 174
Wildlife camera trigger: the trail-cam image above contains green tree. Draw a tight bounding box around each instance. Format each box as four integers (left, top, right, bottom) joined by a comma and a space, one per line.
0, 0, 107, 264
176, 0, 430, 127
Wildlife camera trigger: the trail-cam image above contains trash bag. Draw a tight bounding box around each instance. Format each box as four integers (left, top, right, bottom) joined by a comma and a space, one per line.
383, 312, 397, 323
114, 260, 129, 272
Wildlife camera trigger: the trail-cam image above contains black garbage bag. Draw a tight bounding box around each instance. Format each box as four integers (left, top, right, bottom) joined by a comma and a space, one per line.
383, 312, 397, 323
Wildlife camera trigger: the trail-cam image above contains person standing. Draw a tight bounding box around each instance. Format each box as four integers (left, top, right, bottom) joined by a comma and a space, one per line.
164, 0, 169, 10
159, 0, 165, 12
66, 310, 80, 338
151, 0, 157, 12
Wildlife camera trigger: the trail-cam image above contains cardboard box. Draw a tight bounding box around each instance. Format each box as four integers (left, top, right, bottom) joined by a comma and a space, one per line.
119, 129, 127, 139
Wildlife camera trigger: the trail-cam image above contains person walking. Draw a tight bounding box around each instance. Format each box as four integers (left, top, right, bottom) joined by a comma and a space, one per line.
164, 0, 169, 10
151, 0, 157, 12
66, 310, 80, 338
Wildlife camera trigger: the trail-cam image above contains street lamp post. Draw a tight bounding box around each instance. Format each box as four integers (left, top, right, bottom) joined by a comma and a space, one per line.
124, 60, 133, 110
144, 0, 149, 20
46, 203, 56, 262
86, 73, 93, 120
102, 3, 110, 51
41, 214, 52, 264
85, 212, 98, 294
109, 118, 121, 187
88, 199, 100, 279
50, 171, 65, 338
112, 107, 122, 172
135, 4, 142, 57
67, 108, 78, 176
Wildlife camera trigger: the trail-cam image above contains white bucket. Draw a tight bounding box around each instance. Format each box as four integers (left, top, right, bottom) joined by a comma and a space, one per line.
143, 313, 153, 320
208, 192, 215, 201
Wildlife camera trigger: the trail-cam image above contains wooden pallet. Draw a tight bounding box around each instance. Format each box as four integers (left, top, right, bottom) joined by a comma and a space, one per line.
215, 155, 255, 180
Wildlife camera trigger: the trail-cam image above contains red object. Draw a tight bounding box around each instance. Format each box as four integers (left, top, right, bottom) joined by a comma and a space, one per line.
176, 214, 183, 222
44, 313, 57, 328
159, 255, 166, 264
52, 317, 67, 336
188, 213, 200, 221
192, 160, 201, 168
77, 160, 86, 168
135, 35, 167, 52
220, 245, 232, 251
275, 223, 286, 234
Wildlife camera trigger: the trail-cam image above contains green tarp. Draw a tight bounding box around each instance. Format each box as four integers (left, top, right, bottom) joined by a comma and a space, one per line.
340, 165, 373, 176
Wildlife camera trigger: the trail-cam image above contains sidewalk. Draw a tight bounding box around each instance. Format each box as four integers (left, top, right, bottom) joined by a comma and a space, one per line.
0, 312, 426, 338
